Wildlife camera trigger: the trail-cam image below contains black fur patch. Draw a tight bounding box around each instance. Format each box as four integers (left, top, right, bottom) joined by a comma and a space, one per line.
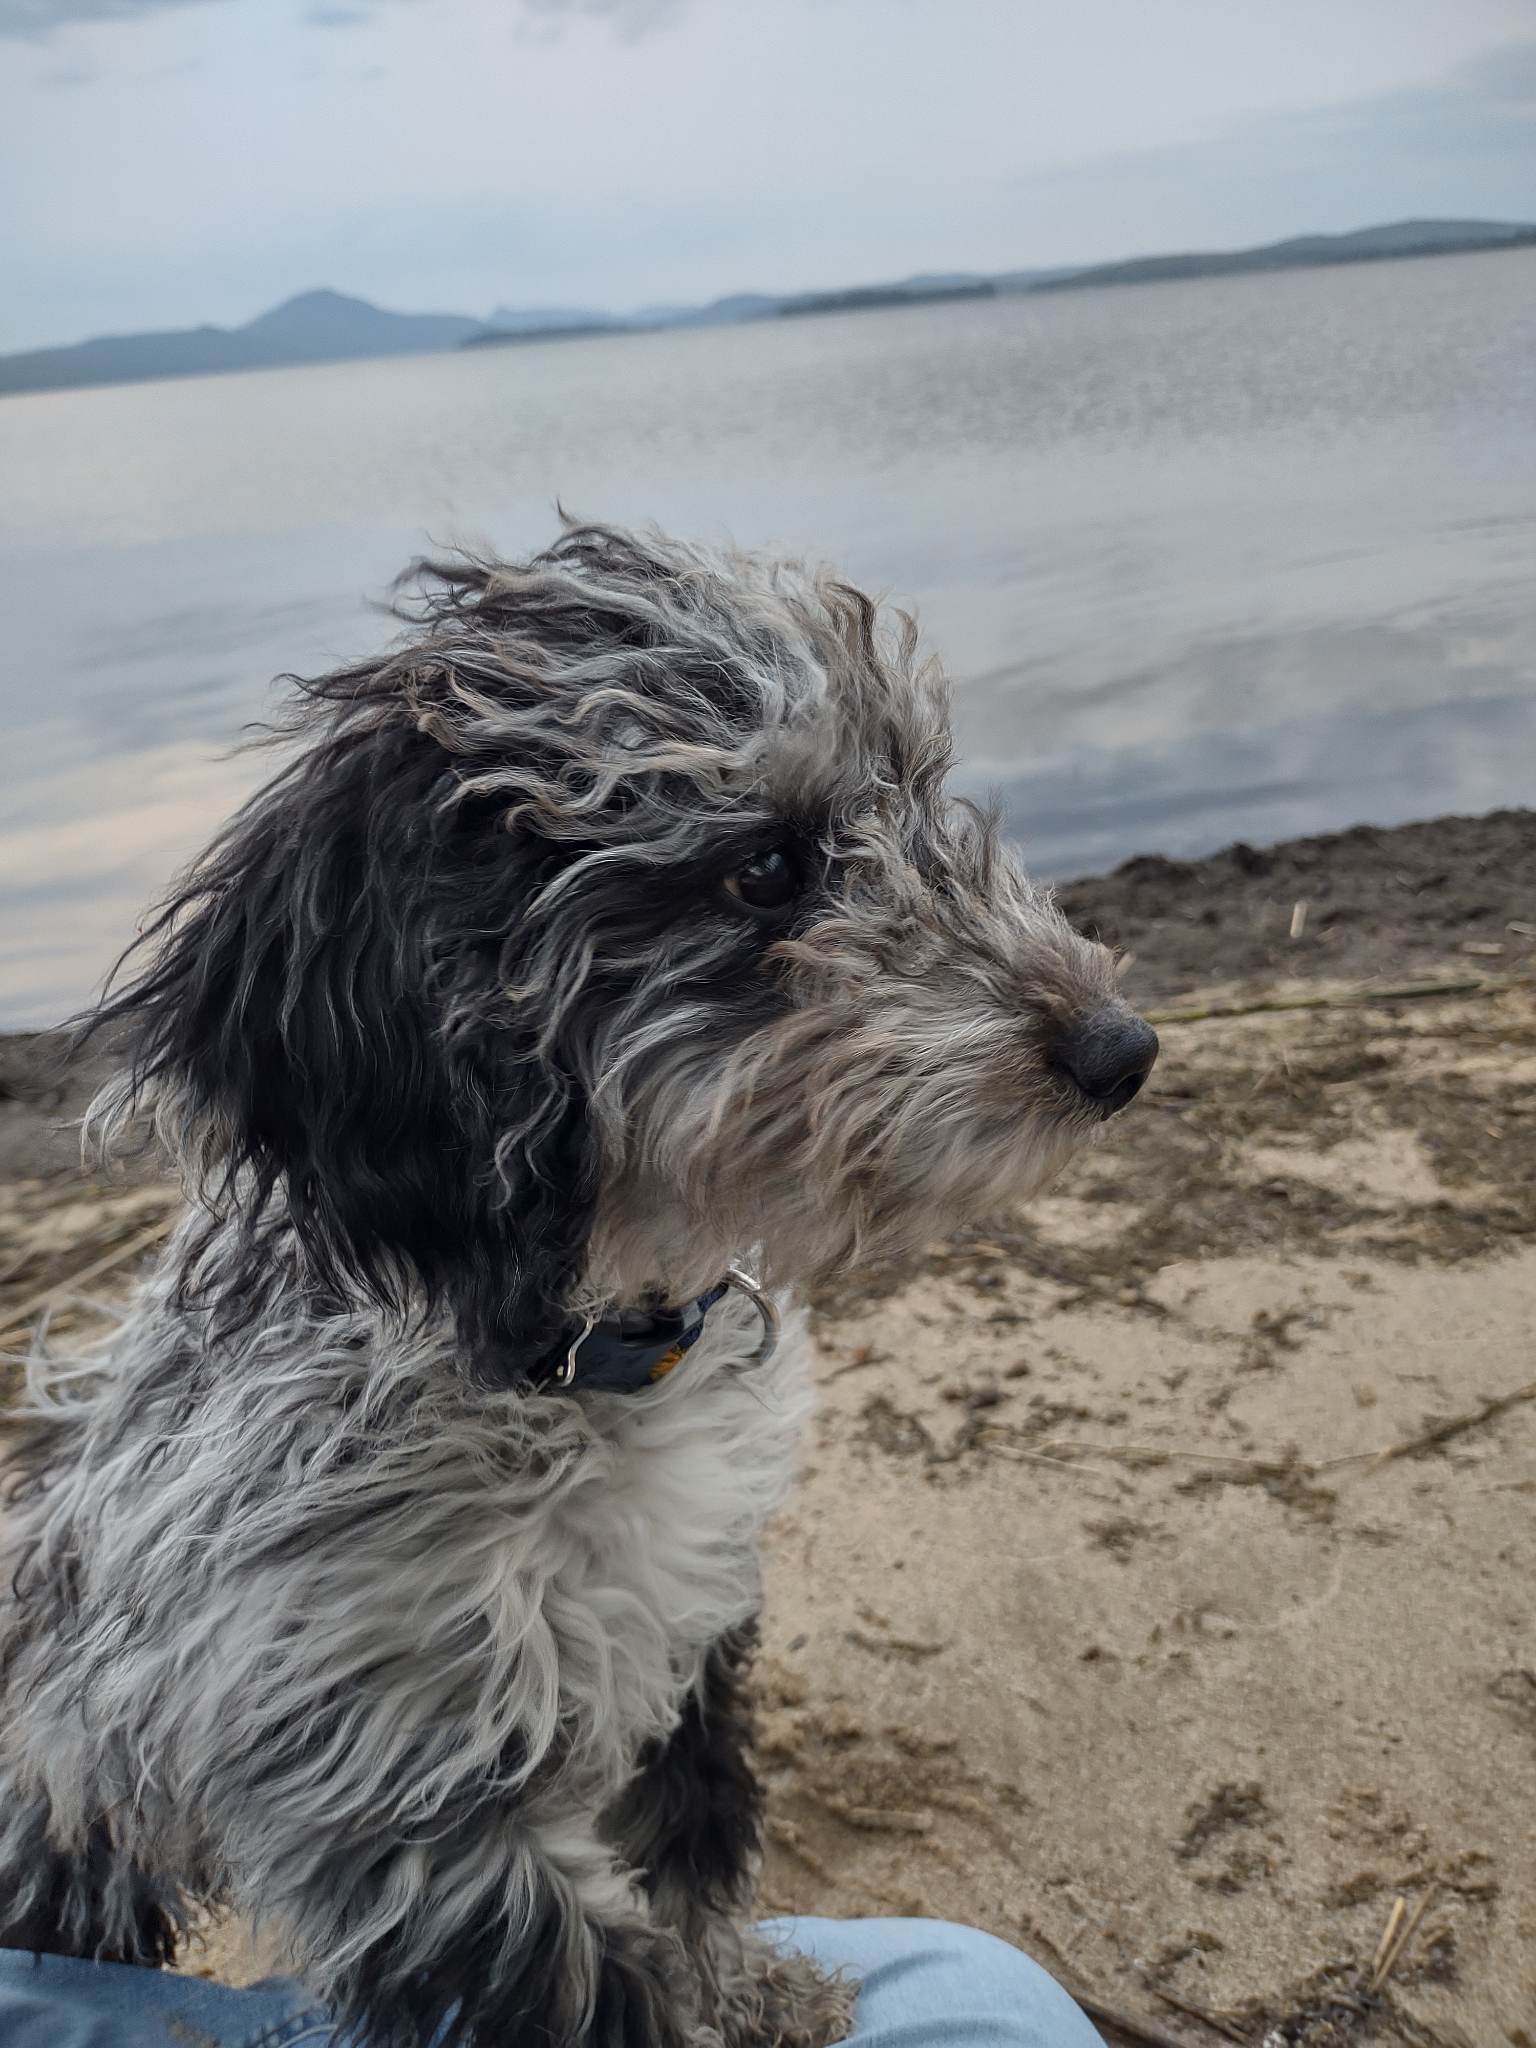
81, 717, 601, 1384
0, 1794, 185, 1967
324, 1852, 696, 2048
587, 1924, 699, 2048
604, 1624, 762, 1934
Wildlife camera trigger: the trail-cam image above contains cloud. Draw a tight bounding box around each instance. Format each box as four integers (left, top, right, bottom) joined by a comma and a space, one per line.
0, 0, 223, 36
1036, 37, 1536, 193
520, 0, 683, 34
1439, 37, 1536, 106
1005, 35, 1536, 255
1278, 35, 1536, 153
37, 51, 97, 78
1, 0, 681, 37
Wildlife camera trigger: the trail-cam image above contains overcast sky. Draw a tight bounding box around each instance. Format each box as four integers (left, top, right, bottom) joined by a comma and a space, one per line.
4, 0, 1534, 353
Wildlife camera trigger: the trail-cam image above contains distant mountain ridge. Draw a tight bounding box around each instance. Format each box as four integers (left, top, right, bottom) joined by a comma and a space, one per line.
3, 219, 1531, 398
486, 303, 625, 333
1034, 217, 1536, 293
0, 289, 481, 396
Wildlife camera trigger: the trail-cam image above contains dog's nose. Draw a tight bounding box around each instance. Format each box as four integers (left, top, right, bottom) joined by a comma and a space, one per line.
1053, 1004, 1159, 1118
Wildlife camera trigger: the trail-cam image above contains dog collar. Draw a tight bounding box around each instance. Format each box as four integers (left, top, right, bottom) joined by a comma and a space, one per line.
546, 1266, 779, 1395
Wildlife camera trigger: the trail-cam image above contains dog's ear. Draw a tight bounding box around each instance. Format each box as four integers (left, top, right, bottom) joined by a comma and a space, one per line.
86, 717, 598, 1382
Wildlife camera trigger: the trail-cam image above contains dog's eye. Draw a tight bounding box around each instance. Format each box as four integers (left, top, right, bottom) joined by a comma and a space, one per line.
723, 845, 802, 914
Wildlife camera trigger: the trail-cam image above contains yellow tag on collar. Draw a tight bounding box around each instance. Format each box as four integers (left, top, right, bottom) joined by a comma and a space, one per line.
650, 1346, 686, 1380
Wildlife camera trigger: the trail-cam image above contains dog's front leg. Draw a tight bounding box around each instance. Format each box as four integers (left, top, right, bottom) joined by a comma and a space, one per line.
604, 1626, 855, 2048
605, 1624, 762, 1945
267, 1794, 707, 2048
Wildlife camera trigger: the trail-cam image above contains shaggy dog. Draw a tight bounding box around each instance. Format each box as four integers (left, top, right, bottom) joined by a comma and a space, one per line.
0, 523, 1157, 2048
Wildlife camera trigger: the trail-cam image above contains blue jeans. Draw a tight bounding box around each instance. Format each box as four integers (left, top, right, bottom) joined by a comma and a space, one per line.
0, 1919, 1104, 2046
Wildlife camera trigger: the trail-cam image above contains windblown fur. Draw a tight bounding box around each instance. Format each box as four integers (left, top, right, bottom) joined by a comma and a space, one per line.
0, 521, 1141, 2047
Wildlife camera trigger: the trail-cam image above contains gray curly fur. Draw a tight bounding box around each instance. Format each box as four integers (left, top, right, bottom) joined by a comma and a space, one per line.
0, 521, 1134, 2047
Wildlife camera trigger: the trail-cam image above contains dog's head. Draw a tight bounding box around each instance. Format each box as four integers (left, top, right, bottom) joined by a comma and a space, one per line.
91, 522, 1155, 1377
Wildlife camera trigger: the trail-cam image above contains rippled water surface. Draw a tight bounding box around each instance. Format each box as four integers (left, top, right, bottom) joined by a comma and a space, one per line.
3, 248, 1534, 1026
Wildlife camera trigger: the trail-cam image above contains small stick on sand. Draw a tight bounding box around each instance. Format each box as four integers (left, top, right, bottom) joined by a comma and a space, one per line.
976, 1427, 1123, 1479
1073, 1989, 1216, 2048
1143, 972, 1527, 1026
1002, 1394, 1536, 1484
1319, 1382, 1536, 1472
844, 1627, 948, 1660
0, 1221, 172, 1349
0, 1243, 39, 1291
1028, 1436, 1301, 1478
1369, 1885, 1437, 1993
1151, 1986, 1249, 2043
1369, 1895, 1408, 1987
1288, 899, 1309, 941
823, 1347, 888, 1382
823, 1801, 934, 1836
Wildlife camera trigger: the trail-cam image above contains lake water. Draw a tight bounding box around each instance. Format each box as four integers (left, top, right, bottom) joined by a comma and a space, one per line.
2, 247, 1534, 1029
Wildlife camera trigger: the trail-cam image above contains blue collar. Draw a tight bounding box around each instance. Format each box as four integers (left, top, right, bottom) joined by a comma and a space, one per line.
544, 1267, 779, 1395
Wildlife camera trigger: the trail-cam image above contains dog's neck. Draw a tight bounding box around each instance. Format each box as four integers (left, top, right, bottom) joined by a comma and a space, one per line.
583, 1179, 752, 1306
538, 1269, 778, 1395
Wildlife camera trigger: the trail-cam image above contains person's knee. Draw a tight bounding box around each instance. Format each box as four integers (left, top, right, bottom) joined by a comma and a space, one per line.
841, 1918, 1104, 2046
913, 1916, 1097, 1998
910, 1918, 1030, 1974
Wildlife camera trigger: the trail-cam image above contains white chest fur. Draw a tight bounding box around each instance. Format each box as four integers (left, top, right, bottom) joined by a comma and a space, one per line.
535, 1298, 812, 1786
6, 1282, 813, 1866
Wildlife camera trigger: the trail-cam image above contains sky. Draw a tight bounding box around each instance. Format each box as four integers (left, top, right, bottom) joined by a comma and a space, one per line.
3, 0, 1535, 353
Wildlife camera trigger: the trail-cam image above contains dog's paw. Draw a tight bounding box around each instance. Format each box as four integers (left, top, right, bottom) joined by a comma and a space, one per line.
724, 1937, 857, 2048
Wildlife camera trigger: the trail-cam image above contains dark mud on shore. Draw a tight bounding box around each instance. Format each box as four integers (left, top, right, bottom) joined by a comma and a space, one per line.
1060, 806, 1536, 1005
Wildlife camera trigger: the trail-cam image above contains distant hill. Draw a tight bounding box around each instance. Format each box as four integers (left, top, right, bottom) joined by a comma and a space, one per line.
475, 273, 1026, 344
4, 221, 1533, 398
0, 289, 481, 396
485, 304, 625, 333
654, 273, 1028, 327
644, 292, 797, 328
778, 279, 996, 317
1035, 218, 1536, 294
992, 266, 1086, 291
241, 289, 479, 355
462, 321, 632, 349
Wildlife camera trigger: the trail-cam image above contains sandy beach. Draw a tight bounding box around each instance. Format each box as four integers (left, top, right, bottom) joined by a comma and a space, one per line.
3, 808, 1533, 2048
